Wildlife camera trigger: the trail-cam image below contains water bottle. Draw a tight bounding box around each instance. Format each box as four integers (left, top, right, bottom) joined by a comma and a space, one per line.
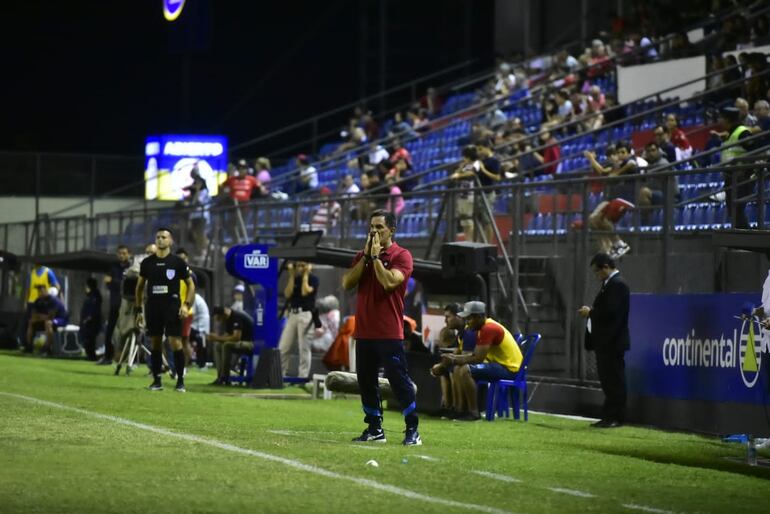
256, 303, 264, 326
747, 436, 758, 466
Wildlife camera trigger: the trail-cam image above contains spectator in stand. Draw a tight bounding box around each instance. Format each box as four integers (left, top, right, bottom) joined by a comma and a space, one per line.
389, 140, 412, 168
715, 106, 755, 229
27, 285, 68, 356
585, 143, 636, 258
367, 143, 390, 167
586, 39, 612, 79
451, 145, 483, 242
390, 112, 419, 138
475, 139, 503, 242
664, 113, 693, 160
255, 157, 272, 195
384, 175, 405, 218
494, 63, 517, 97
80, 278, 102, 361
653, 125, 678, 162
340, 174, 361, 197
735, 97, 758, 128
751, 100, 770, 135
407, 108, 430, 133
553, 88, 574, 128
295, 154, 319, 195
533, 130, 562, 175
355, 173, 378, 221
638, 142, 676, 214
226, 162, 260, 203
336, 126, 368, 154
310, 187, 342, 234
421, 87, 444, 117
554, 49, 580, 74
308, 295, 340, 354
100, 245, 130, 364
183, 165, 211, 255
584, 85, 606, 130
231, 283, 245, 312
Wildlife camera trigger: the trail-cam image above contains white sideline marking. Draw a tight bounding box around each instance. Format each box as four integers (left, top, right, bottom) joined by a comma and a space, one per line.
472, 471, 521, 483
548, 487, 595, 498
623, 504, 674, 514
528, 410, 599, 422
415, 455, 441, 462
0, 392, 514, 514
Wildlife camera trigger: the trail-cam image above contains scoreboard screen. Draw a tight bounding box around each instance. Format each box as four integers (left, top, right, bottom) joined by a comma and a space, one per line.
144, 134, 227, 201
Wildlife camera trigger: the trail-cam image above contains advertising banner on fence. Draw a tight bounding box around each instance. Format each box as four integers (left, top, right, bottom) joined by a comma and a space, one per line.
628, 293, 770, 405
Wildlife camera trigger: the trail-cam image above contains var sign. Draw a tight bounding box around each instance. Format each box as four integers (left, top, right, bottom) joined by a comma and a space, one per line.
244, 251, 269, 269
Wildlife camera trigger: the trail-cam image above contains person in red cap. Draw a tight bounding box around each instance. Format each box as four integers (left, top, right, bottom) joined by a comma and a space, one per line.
310, 187, 341, 234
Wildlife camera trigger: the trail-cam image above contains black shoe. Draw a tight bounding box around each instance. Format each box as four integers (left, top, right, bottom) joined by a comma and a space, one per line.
209, 378, 224, 386
352, 427, 386, 443
456, 412, 481, 422
175, 382, 186, 393
114, 365, 121, 376
402, 427, 422, 446
147, 380, 163, 391
96, 358, 112, 365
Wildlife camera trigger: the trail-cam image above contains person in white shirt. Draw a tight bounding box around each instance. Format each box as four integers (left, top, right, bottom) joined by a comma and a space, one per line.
191, 293, 210, 368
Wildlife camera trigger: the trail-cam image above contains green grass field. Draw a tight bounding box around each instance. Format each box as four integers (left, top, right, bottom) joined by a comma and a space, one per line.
0, 351, 769, 514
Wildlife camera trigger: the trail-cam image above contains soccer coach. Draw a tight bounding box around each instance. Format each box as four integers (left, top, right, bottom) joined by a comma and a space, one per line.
342, 209, 421, 446
135, 228, 195, 392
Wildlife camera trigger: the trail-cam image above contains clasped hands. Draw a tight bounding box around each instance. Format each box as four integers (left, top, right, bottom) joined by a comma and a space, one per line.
365, 231, 382, 259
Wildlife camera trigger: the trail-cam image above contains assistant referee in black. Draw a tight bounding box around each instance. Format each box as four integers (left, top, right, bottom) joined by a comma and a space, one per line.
135, 227, 195, 392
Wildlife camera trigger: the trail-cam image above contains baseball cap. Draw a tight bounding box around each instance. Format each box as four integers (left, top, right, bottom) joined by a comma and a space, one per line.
457, 301, 486, 318
233, 284, 245, 293
320, 186, 332, 195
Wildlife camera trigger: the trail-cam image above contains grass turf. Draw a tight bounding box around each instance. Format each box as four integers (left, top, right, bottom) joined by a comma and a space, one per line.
0, 351, 769, 514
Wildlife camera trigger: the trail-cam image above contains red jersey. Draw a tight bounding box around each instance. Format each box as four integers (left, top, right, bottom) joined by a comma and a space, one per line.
670, 128, 691, 151
352, 242, 413, 340
543, 142, 561, 174
227, 175, 260, 202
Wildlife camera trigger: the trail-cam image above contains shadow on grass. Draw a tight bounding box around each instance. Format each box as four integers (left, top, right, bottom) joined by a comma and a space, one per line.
575, 442, 770, 480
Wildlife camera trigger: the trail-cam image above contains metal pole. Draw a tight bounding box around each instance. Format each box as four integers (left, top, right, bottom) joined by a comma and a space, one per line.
90, 157, 96, 248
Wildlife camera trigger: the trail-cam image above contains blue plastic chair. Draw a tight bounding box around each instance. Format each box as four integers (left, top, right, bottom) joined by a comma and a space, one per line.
229, 353, 255, 386
489, 333, 542, 421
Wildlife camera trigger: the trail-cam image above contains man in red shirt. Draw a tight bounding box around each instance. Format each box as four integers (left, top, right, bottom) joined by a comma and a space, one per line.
342, 209, 420, 445
226, 167, 260, 203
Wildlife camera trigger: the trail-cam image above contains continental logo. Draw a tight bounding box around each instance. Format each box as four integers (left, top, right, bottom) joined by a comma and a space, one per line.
661, 321, 768, 388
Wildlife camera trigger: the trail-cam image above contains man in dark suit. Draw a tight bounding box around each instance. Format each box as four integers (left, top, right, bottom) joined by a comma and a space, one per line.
578, 253, 630, 428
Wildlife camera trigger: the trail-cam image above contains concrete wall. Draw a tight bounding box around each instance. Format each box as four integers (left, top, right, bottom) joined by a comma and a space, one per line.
0, 196, 167, 224
617, 55, 706, 104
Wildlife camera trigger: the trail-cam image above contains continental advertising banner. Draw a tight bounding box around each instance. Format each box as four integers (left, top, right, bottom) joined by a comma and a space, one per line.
628, 294, 770, 405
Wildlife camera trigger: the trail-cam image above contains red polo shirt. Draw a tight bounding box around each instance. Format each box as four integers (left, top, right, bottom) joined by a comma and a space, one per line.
351, 242, 413, 340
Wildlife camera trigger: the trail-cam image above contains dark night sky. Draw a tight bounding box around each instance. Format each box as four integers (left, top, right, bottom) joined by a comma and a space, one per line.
1, 0, 494, 158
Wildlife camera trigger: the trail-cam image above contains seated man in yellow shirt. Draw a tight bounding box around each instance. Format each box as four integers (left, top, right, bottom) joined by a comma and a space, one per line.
435, 301, 522, 421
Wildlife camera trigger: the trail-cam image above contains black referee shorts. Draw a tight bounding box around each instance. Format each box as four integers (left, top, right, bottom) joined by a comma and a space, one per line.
145, 299, 182, 338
